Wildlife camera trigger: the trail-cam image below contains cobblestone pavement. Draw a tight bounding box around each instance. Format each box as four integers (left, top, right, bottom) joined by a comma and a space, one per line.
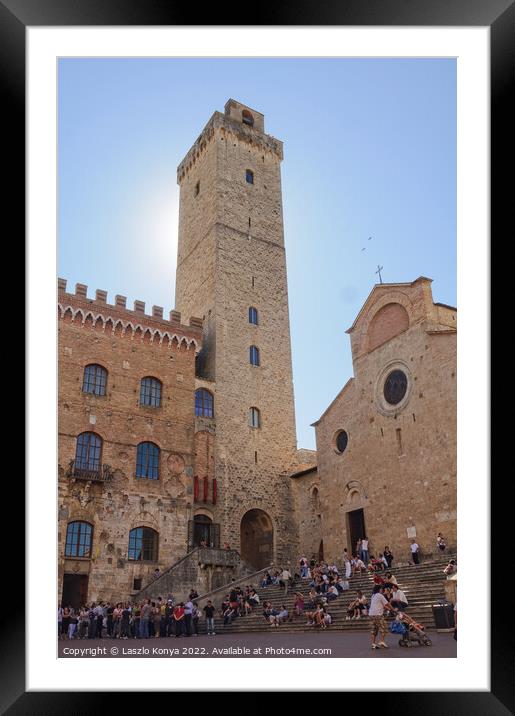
59, 629, 456, 658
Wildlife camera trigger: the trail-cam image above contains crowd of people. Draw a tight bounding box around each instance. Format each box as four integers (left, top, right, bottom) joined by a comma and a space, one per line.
58, 533, 455, 644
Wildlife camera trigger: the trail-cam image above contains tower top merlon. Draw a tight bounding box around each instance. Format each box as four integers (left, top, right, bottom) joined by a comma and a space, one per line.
177, 99, 283, 185
224, 98, 265, 133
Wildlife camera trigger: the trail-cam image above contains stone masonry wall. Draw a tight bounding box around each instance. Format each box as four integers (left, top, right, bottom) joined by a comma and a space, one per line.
315, 279, 457, 566
174, 101, 299, 568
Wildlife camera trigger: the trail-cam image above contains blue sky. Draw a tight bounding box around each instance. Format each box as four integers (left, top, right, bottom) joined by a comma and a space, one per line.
58, 58, 456, 450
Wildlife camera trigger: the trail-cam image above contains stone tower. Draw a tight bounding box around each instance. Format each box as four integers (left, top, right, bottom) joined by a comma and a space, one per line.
175, 99, 298, 568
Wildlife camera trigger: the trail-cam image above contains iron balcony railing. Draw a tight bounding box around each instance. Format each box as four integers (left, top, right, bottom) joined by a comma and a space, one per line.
66, 460, 113, 483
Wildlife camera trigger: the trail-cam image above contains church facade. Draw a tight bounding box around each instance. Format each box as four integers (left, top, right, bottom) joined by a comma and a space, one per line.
312, 277, 457, 565
57, 100, 456, 606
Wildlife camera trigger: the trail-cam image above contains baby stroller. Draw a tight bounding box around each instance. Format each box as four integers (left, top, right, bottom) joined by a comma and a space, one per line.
390, 612, 432, 647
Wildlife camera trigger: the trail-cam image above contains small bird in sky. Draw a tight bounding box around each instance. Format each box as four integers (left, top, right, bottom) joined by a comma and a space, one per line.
361, 236, 373, 251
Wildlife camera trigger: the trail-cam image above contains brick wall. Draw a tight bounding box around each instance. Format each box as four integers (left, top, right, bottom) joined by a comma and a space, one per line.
58, 285, 202, 604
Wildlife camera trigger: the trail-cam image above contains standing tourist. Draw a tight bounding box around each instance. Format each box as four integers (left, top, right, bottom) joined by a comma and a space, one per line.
192, 602, 200, 636
62, 606, 71, 640
343, 548, 352, 579
120, 603, 131, 639
95, 602, 104, 638
356, 539, 362, 563
68, 608, 78, 640
173, 603, 185, 637
437, 533, 447, 553
410, 539, 420, 565
280, 566, 292, 596
203, 600, 216, 635
369, 585, 395, 649
58, 603, 63, 639
140, 599, 152, 639
361, 536, 369, 565
300, 556, 309, 579
106, 603, 114, 637
384, 546, 394, 568
78, 606, 89, 639
183, 598, 194, 637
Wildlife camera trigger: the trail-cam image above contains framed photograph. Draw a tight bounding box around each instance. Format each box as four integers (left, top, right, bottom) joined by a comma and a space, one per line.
4, 0, 505, 707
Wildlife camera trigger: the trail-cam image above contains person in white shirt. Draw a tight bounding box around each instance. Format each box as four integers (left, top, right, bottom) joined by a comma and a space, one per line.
352, 557, 366, 575
280, 568, 292, 596
390, 585, 409, 611
343, 548, 352, 579
369, 585, 395, 649
410, 540, 420, 565
361, 537, 369, 565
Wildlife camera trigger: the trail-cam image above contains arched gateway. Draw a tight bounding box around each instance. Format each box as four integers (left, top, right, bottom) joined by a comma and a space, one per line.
240, 509, 274, 570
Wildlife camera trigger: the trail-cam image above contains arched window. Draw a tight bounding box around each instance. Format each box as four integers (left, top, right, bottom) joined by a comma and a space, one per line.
128, 527, 158, 562
136, 442, 160, 480
242, 110, 254, 127
249, 407, 260, 429
140, 377, 162, 407
249, 307, 259, 325
246, 169, 254, 184
65, 521, 93, 558
250, 345, 260, 366
195, 389, 214, 418
75, 432, 102, 472
82, 364, 107, 395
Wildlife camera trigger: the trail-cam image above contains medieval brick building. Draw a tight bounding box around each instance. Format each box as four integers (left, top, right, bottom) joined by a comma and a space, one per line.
57, 282, 203, 605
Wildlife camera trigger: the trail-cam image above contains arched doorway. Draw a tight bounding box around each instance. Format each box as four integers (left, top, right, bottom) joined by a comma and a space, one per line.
240, 509, 273, 569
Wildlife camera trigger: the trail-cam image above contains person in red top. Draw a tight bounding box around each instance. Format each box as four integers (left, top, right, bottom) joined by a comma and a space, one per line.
373, 572, 386, 587
173, 603, 185, 638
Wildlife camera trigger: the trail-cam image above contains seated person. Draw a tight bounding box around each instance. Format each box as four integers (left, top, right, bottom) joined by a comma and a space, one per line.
443, 559, 457, 576
306, 604, 323, 627
262, 601, 273, 621
326, 584, 339, 602
336, 576, 350, 592
372, 572, 386, 587
223, 605, 236, 625
384, 572, 398, 589
371, 555, 384, 571
313, 605, 328, 629
305, 589, 318, 611
346, 590, 368, 619
276, 605, 289, 624
268, 606, 281, 627
248, 589, 260, 606
352, 557, 366, 575
390, 585, 409, 611
261, 572, 272, 588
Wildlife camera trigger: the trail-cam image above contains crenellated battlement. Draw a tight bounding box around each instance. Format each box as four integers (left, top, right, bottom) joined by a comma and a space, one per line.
177, 105, 283, 185
57, 278, 203, 351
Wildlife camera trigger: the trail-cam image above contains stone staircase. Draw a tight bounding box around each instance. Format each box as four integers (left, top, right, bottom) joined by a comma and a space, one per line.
203, 555, 456, 635
132, 547, 257, 603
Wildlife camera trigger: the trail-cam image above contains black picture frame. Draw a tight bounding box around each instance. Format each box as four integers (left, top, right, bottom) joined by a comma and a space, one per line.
5, 0, 506, 709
